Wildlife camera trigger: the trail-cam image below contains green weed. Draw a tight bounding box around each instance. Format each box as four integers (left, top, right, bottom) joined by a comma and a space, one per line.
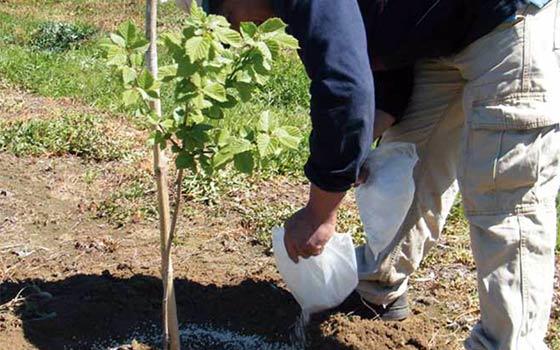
96, 175, 157, 227
254, 51, 310, 111
337, 205, 366, 246
83, 168, 100, 185
0, 114, 132, 161
240, 201, 298, 248
0, 44, 121, 110
30, 21, 96, 52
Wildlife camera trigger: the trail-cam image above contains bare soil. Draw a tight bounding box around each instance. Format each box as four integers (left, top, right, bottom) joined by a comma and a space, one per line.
1, 86, 559, 350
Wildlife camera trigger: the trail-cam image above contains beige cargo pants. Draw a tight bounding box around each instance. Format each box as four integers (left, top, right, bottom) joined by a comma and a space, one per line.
356, 1, 560, 349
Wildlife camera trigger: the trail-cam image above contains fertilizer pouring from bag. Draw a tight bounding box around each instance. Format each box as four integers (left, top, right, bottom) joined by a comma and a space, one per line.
272, 142, 418, 325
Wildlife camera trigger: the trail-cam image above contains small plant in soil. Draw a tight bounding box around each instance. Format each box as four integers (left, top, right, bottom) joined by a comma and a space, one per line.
101, 2, 300, 349
102, 7, 301, 176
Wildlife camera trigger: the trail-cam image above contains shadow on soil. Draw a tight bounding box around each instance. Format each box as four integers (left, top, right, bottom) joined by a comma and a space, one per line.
1, 274, 352, 349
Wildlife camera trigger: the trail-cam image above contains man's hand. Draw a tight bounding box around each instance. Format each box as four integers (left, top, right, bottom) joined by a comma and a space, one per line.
284, 184, 345, 263
282, 110, 394, 263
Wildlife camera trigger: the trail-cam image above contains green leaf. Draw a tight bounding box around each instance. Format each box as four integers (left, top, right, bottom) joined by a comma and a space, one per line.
190, 125, 211, 147
174, 80, 198, 103
259, 18, 287, 33
137, 88, 152, 101
190, 110, 205, 124
162, 32, 182, 47
205, 105, 224, 120
264, 39, 280, 59
213, 149, 234, 169
234, 82, 254, 102
176, 152, 196, 171
185, 36, 211, 61
137, 69, 155, 90
256, 133, 272, 157
234, 152, 254, 174
130, 38, 149, 51
145, 88, 160, 99
121, 66, 137, 85
173, 108, 186, 124
273, 33, 300, 49
161, 119, 175, 131
192, 123, 214, 132
99, 37, 114, 51
254, 58, 271, 74
213, 138, 254, 169
273, 126, 301, 149
190, 72, 202, 88
189, 0, 206, 18
258, 111, 271, 132
240, 22, 258, 39
228, 138, 254, 155
176, 57, 196, 77
192, 93, 213, 109
110, 33, 126, 48
122, 89, 140, 106
217, 94, 239, 109
107, 54, 127, 66
234, 70, 252, 83
210, 40, 224, 57
117, 21, 138, 44
203, 82, 227, 102
214, 27, 242, 47
104, 43, 127, 66
182, 27, 197, 41
129, 52, 144, 67
255, 42, 272, 61
208, 14, 230, 28
217, 129, 230, 146
250, 68, 269, 85
159, 64, 178, 82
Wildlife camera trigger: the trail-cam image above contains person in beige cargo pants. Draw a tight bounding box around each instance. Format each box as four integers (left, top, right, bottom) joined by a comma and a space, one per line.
205, 0, 560, 347
357, 1, 560, 349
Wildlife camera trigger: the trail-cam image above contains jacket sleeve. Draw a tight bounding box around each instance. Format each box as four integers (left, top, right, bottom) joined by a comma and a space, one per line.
279, 0, 375, 192
374, 66, 415, 121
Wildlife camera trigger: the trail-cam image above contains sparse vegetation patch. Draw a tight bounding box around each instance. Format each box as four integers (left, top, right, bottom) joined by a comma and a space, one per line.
0, 114, 132, 161
30, 21, 96, 52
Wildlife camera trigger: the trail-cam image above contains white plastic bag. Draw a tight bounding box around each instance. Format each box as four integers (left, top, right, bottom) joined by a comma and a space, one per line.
355, 142, 418, 261
272, 227, 358, 316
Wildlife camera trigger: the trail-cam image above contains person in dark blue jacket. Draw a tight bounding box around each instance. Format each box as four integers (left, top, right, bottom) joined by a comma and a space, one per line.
201, 0, 560, 348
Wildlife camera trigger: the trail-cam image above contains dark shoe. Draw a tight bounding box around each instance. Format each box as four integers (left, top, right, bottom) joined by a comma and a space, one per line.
314, 292, 410, 322
359, 292, 410, 321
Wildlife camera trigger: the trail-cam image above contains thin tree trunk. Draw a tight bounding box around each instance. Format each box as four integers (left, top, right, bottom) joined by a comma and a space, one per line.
145, 2, 181, 349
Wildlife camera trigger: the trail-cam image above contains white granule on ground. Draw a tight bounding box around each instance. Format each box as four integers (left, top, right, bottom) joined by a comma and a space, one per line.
86, 322, 301, 350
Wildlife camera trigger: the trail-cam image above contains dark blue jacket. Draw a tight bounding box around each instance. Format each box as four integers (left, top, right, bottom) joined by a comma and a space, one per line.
272, 0, 528, 192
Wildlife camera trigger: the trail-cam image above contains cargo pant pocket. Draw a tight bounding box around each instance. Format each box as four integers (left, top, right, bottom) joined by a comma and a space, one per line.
460, 94, 557, 216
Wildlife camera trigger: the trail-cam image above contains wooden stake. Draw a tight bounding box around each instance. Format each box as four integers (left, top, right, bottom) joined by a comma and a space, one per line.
145, 1, 181, 349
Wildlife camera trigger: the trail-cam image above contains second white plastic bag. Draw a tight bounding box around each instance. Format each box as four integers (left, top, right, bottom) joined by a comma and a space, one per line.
272, 227, 358, 316
355, 142, 418, 261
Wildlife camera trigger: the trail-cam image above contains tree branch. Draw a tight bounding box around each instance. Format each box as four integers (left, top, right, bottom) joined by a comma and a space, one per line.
156, 124, 182, 149
145, 1, 180, 350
